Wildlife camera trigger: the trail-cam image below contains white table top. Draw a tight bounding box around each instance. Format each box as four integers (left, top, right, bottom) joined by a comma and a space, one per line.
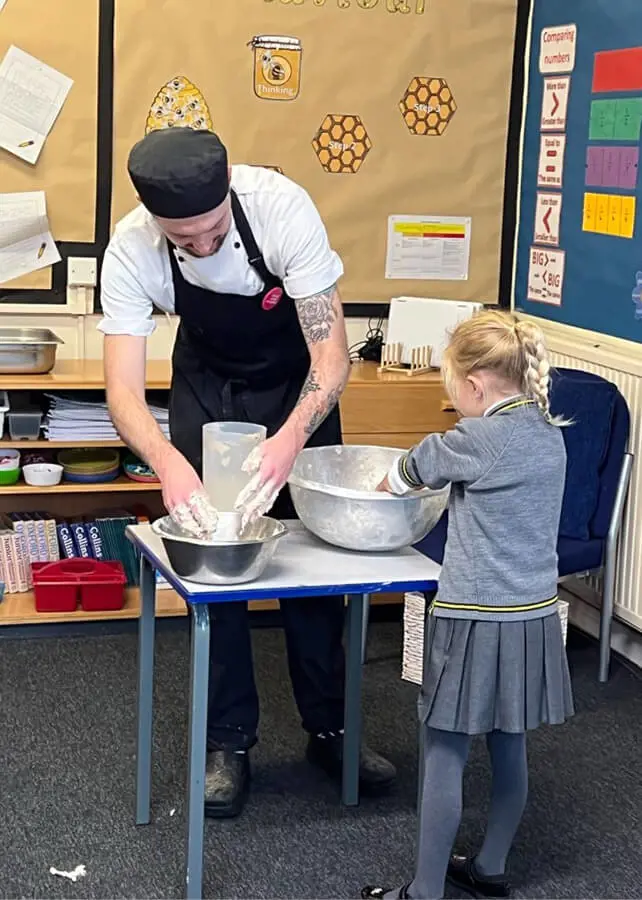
126, 521, 440, 603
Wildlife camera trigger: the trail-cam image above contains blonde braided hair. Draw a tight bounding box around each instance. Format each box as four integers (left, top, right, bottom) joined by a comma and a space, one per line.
441, 309, 570, 426
513, 319, 557, 423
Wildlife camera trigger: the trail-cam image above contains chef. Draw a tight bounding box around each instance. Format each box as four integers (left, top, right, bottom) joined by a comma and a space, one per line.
99, 127, 396, 819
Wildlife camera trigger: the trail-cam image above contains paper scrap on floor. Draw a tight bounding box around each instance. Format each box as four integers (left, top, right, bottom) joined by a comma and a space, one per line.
0, 191, 61, 284
0, 45, 73, 164
49, 864, 86, 883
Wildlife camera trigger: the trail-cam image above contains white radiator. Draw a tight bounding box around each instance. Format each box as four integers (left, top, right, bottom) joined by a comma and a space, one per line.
549, 347, 642, 632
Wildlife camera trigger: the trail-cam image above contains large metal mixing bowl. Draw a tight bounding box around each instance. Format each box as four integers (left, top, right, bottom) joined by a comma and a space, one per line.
151, 515, 287, 585
288, 445, 449, 552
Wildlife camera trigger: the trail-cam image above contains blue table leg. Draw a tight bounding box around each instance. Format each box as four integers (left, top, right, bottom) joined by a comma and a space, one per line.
361, 593, 371, 664
136, 555, 156, 826
342, 593, 364, 807
185, 603, 210, 900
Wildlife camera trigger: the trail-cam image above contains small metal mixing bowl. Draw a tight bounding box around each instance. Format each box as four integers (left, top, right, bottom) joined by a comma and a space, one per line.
151, 515, 287, 585
288, 445, 449, 552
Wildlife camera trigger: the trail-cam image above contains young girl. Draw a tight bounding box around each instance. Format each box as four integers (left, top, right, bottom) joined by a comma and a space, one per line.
362, 310, 574, 900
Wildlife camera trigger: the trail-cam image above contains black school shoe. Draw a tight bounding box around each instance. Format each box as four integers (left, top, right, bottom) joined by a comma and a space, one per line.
204, 749, 250, 819
306, 731, 397, 794
361, 884, 410, 899
447, 855, 511, 898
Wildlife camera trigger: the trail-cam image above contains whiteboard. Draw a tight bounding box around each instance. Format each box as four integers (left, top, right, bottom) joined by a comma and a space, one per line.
386, 296, 483, 367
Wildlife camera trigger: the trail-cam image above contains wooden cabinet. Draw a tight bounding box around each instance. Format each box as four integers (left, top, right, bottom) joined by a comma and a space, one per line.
0, 360, 453, 626
342, 363, 456, 448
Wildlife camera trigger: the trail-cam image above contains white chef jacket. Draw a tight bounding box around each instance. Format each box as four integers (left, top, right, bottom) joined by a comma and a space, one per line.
98, 165, 344, 338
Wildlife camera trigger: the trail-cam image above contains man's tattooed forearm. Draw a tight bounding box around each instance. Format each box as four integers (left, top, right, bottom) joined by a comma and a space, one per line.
304, 385, 343, 436
296, 285, 338, 344
299, 368, 322, 402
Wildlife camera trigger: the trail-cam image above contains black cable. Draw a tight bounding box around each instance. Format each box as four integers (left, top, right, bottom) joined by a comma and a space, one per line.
354, 315, 385, 363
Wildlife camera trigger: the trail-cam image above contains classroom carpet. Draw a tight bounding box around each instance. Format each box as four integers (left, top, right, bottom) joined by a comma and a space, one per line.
0, 618, 641, 899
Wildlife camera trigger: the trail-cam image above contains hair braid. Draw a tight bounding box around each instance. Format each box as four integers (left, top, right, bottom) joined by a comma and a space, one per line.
514, 320, 566, 426
441, 309, 571, 427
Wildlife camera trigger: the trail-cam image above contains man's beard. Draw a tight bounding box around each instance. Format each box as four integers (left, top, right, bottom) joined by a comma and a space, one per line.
182, 232, 227, 258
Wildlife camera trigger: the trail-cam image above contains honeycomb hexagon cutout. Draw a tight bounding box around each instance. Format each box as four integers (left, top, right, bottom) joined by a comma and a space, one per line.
312, 115, 372, 174
399, 77, 457, 136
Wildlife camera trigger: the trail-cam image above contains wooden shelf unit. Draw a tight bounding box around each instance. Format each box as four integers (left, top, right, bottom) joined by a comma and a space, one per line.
0, 586, 403, 627
0, 439, 125, 449
1, 360, 455, 626
0, 586, 187, 626
0, 359, 172, 392
0, 475, 160, 495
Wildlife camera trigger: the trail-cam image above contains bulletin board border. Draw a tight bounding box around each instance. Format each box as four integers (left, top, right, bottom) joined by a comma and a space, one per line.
500, 0, 531, 308
0, 0, 528, 318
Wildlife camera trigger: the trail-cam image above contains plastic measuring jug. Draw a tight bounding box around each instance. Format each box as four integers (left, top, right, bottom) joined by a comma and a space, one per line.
202, 421, 267, 513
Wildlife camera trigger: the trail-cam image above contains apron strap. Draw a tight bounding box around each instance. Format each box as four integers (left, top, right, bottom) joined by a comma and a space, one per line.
230, 189, 276, 286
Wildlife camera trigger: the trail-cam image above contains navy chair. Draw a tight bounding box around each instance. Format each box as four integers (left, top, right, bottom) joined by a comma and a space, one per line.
415, 368, 633, 683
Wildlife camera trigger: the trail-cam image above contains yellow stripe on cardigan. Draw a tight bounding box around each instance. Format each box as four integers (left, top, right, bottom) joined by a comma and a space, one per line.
400, 454, 421, 488
489, 398, 535, 416
433, 595, 559, 614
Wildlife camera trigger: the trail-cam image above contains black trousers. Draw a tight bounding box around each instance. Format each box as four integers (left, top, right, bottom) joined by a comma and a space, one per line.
206, 486, 346, 749
168, 356, 347, 750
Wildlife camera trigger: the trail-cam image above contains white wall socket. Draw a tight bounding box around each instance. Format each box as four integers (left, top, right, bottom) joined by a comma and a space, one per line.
68, 256, 97, 287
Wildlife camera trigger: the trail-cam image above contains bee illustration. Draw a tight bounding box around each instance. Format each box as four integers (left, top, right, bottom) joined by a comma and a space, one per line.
261, 51, 288, 82
145, 77, 213, 134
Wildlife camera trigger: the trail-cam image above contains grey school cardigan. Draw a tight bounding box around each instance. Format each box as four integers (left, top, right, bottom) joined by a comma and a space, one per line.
396, 397, 567, 622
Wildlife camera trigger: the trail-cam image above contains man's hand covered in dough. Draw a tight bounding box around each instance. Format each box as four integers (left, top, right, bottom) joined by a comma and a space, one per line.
234, 431, 299, 529
171, 490, 219, 539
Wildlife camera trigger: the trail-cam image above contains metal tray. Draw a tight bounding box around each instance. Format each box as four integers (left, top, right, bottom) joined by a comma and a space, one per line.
0, 328, 64, 374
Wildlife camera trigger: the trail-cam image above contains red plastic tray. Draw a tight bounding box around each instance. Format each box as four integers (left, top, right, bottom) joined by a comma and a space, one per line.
32, 558, 126, 613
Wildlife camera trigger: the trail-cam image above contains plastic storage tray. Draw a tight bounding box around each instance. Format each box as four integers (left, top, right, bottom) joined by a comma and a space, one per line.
8, 410, 42, 440
32, 558, 126, 613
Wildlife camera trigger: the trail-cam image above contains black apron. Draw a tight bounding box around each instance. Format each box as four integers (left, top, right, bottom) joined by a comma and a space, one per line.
167, 189, 342, 518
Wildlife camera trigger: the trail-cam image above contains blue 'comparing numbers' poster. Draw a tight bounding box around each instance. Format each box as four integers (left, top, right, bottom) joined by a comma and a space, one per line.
514, 0, 642, 344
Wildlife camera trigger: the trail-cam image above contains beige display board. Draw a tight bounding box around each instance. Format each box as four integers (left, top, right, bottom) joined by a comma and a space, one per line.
0, 0, 98, 290
112, 0, 517, 304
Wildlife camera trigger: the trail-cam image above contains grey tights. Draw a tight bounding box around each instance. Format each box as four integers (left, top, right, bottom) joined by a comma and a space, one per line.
406, 727, 528, 900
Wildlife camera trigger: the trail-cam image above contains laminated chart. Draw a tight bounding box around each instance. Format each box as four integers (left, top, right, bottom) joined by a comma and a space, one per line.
583, 48, 641, 239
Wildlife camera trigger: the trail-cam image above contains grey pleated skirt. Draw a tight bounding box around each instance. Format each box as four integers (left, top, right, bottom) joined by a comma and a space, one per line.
418, 611, 574, 734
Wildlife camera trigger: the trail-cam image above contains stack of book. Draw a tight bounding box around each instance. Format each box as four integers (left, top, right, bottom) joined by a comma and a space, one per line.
0, 514, 35, 593
43, 392, 170, 442
0, 505, 169, 595
56, 509, 140, 584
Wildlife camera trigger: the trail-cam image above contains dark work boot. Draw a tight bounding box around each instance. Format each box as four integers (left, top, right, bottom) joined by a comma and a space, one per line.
306, 731, 396, 794
204, 749, 250, 819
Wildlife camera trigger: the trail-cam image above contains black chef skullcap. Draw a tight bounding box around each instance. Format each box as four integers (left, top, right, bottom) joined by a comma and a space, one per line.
127, 127, 229, 219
